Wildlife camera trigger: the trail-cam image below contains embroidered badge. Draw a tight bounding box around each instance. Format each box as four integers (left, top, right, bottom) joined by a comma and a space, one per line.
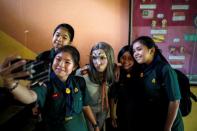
152, 78, 156, 84
65, 88, 71, 94
126, 74, 131, 78
52, 93, 60, 99
74, 87, 79, 93
140, 72, 144, 77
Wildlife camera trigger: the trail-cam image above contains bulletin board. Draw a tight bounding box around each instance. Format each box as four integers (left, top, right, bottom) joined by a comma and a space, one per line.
132, 0, 197, 84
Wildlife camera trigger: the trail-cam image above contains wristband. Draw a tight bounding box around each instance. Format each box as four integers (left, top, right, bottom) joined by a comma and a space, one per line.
92, 123, 98, 128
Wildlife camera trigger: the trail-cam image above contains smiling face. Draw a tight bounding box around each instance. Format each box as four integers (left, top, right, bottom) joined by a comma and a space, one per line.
120, 51, 134, 70
52, 52, 76, 81
52, 27, 71, 51
92, 49, 108, 73
132, 41, 154, 65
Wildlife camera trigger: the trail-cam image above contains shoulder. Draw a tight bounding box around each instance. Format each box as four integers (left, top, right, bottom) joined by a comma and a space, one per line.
155, 61, 178, 80
36, 50, 51, 60
38, 50, 51, 56
69, 75, 86, 84
69, 75, 87, 91
76, 65, 89, 76
155, 61, 171, 71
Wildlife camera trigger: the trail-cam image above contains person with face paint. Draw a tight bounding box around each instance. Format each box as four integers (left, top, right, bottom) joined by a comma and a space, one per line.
109, 45, 142, 131
76, 42, 115, 131
0, 45, 99, 131
131, 36, 184, 131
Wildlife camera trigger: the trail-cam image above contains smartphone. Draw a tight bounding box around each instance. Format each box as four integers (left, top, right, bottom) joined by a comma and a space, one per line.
10, 59, 50, 83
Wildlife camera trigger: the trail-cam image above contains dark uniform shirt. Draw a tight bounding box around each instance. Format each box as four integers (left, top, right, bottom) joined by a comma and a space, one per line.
36, 48, 56, 63
110, 67, 143, 131
33, 74, 89, 131
140, 55, 184, 131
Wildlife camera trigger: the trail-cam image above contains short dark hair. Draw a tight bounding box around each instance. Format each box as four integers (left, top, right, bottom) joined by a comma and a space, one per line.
53, 23, 75, 42
56, 45, 80, 68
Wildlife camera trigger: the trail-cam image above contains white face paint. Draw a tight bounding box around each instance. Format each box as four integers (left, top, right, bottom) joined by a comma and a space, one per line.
92, 49, 108, 72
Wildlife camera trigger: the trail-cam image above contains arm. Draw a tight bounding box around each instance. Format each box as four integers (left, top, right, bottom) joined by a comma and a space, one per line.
161, 65, 182, 131
83, 106, 100, 131
110, 99, 117, 128
108, 76, 118, 128
164, 100, 180, 131
0, 56, 37, 104
114, 63, 121, 82
78, 76, 99, 131
7, 82, 37, 104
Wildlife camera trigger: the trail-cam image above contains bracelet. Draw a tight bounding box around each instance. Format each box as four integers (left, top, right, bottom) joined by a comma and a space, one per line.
8, 81, 19, 92
92, 122, 98, 129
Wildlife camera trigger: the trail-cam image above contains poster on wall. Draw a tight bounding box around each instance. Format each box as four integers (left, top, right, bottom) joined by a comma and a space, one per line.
132, 0, 197, 84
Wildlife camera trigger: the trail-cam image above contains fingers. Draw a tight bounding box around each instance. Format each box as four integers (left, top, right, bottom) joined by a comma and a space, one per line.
111, 119, 118, 128
9, 59, 27, 73
0, 56, 28, 79
7, 71, 30, 79
114, 66, 120, 82
1, 55, 21, 68
0, 66, 9, 75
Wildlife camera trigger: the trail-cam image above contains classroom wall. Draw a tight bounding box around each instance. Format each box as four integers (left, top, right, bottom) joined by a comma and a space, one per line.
0, 0, 129, 66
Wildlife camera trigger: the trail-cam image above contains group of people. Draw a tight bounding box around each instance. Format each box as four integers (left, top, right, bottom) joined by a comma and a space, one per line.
0, 23, 184, 131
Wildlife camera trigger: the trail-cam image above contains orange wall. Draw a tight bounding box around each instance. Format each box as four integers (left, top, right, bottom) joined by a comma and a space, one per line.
0, 0, 129, 66
73, 0, 129, 66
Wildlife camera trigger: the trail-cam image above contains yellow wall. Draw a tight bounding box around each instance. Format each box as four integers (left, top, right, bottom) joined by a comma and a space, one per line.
183, 86, 197, 131
0, 30, 37, 86
0, 30, 36, 61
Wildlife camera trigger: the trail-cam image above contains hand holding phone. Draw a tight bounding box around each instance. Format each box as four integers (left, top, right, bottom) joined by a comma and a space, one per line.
10, 58, 50, 85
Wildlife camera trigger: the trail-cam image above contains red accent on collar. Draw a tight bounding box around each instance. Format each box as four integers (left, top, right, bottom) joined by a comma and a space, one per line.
52, 93, 60, 98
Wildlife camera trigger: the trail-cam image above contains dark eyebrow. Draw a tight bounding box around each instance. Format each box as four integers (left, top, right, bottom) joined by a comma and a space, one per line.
55, 32, 69, 37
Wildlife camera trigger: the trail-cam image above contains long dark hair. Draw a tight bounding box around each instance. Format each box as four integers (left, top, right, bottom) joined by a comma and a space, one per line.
89, 42, 115, 85
118, 45, 133, 63
131, 36, 169, 64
